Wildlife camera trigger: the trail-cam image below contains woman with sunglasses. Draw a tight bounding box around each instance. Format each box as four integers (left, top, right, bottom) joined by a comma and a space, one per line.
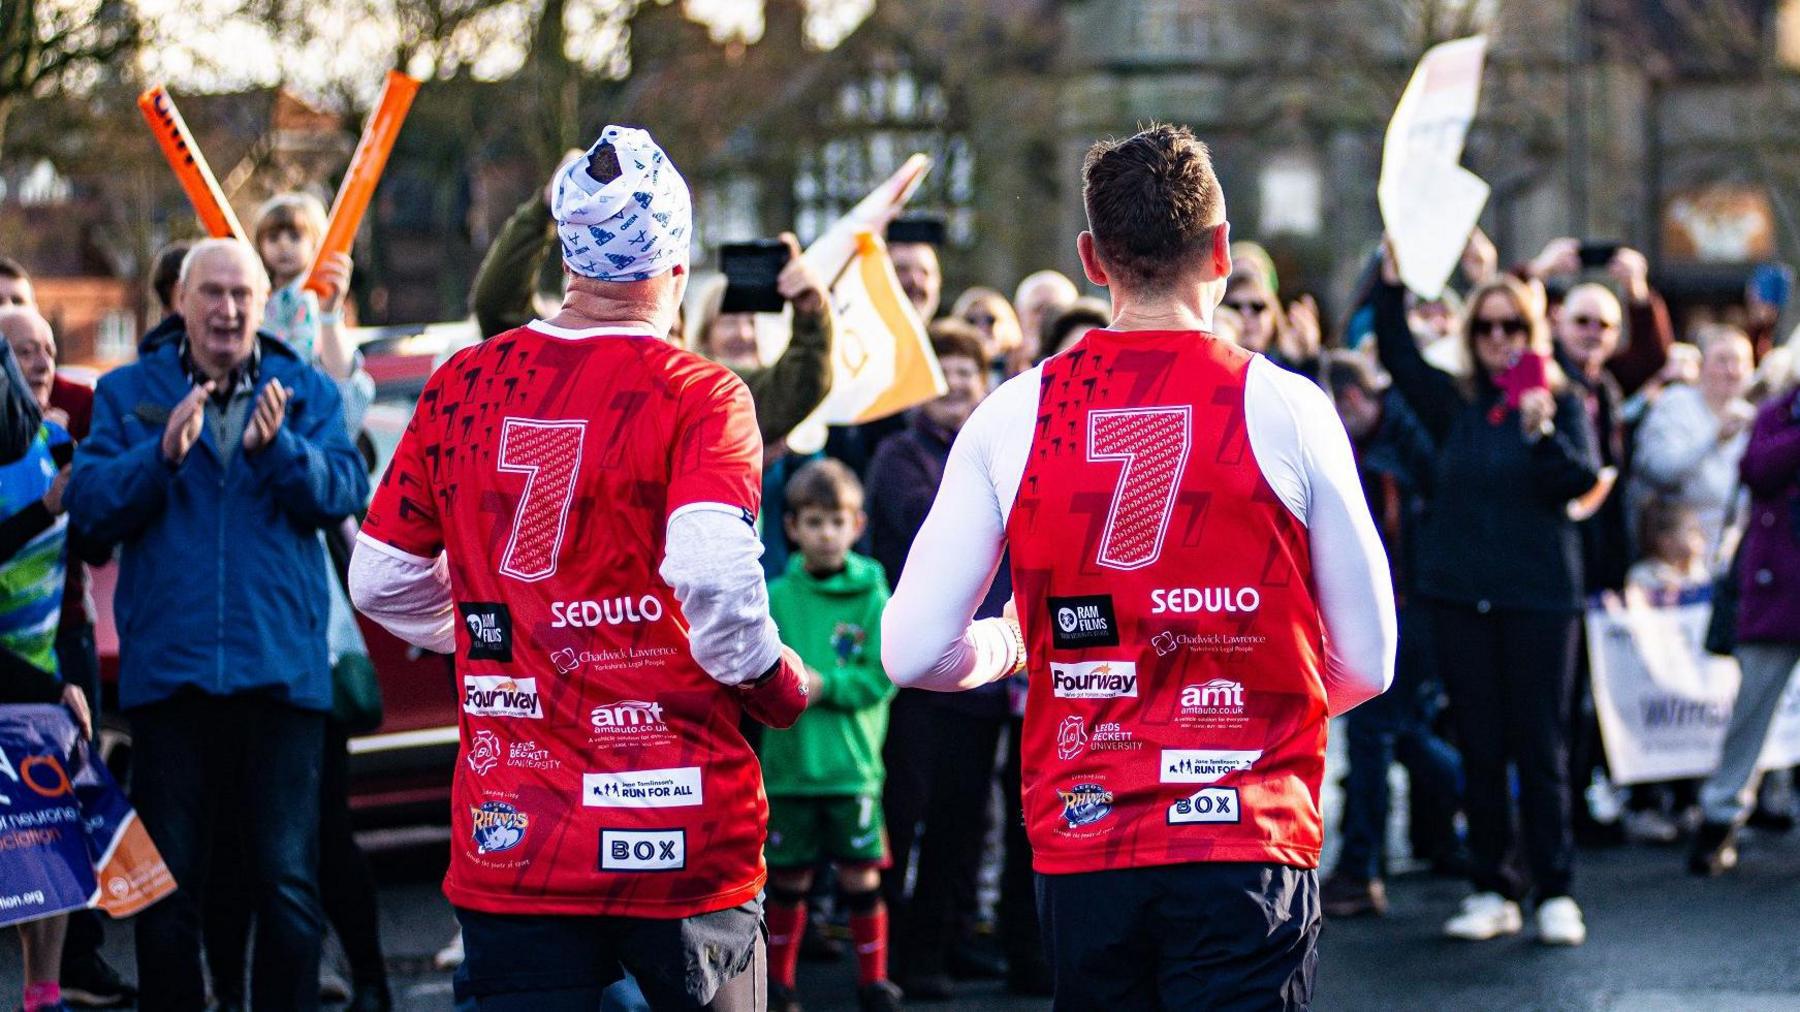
1221, 263, 1323, 376
1372, 242, 1601, 947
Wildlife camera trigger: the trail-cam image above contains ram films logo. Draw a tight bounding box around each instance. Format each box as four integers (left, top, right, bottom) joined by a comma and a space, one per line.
463, 676, 542, 719
1046, 595, 1120, 648
1056, 716, 1089, 760
458, 603, 513, 661
1056, 782, 1114, 830
470, 801, 529, 854
466, 729, 502, 775
1050, 661, 1138, 700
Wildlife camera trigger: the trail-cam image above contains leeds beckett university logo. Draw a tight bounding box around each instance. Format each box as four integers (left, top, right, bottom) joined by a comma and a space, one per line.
1168, 786, 1240, 825
1046, 594, 1120, 649
463, 676, 543, 719
459, 602, 513, 661
1056, 716, 1089, 760
1051, 660, 1138, 700
471, 801, 529, 854
1160, 749, 1262, 784
466, 729, 502, 775
1057, 783, 1114, 828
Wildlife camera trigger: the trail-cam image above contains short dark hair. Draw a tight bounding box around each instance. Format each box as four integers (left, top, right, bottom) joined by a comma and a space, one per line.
0, 256, 28, 282
152, 240, 195, 312
1082, 124, 1224, 291
1321, 350, 1389, 399
785, 458, 864, 514
928, 318, 990, 373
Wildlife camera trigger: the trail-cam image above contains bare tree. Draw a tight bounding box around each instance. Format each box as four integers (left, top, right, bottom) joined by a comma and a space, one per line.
0, 0, 139, 162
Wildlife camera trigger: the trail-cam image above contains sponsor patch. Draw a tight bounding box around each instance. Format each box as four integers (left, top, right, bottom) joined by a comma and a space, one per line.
1056, 715, 1088, 760
466, 729, 501, 775
1051, 660, 1138, 700
600, 828, 686, 871
582, 767, 703, 809
1160, 749, 1262, 784
1056, 782, 1114, 829
462, 676, 542, 719
470, 801, 529, 854
459, 602, 513, 661
1047, 594, 1120, 649
1167, 786, 1240, 825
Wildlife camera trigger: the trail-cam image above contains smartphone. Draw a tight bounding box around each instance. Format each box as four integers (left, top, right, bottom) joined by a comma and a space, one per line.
886, 215, 947, 247
1498, 350, 1549, 409
719, 240, 791, 314
1578, 240, 1620, 269
1750, 262, 1794, 309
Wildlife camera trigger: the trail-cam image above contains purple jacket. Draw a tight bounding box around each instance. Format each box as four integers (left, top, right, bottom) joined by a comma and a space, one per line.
1736, 389, 1800, 644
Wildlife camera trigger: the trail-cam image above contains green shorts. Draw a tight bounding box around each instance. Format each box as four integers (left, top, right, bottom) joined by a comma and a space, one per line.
765, 793, 888, 868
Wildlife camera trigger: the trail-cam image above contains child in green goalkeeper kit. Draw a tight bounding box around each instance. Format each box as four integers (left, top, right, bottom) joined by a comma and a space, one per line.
762, 459, 901, 1011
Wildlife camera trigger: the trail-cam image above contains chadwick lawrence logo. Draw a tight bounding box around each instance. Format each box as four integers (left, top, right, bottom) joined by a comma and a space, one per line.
463, 676, 542, 719
1051, 661, 1138, 700
1047, 594, 1120, 649
459, 602, 513, 661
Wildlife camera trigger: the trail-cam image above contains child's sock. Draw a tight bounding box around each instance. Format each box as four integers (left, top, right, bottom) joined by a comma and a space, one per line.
23, 981, 61, 1011
846, 889, 889, 986
766, 895, 808, 990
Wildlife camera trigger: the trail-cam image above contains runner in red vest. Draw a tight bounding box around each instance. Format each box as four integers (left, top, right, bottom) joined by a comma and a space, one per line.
349, 125, 809, 1010
883, 124, 1396, 1009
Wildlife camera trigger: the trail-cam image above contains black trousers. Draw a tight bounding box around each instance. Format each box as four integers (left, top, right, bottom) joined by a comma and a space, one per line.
206, 721, 388, 1001
130, 694, 325, 1012
1037, 863, 1318, 1011
998, 715, 1042, 972
880, 690, 1003, 976
1434, 603, 1580, 901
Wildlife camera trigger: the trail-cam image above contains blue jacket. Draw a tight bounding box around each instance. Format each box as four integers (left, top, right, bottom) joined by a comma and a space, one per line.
66, 335, 369, 711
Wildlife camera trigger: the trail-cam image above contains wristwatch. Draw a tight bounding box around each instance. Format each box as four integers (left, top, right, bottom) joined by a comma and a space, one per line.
1003, 618, 1027, 676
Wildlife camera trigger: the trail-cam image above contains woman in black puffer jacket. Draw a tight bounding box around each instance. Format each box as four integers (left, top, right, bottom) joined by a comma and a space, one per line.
1373, 248, 1600, 947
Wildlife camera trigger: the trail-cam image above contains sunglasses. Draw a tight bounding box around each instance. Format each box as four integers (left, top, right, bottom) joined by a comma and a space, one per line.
1225, 300, 1269, 315
966, 313, 997, 329
1473, 317, 1528, 339
1569, 314, 1618, 331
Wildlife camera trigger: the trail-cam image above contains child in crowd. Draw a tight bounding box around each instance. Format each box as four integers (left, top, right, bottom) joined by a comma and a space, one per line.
250, 193, 356, 380
1626, 497, 1711, 604
762, 459, 902, 1012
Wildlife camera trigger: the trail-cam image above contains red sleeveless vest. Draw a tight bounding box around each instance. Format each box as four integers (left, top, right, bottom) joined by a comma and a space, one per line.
1006, 330, 1328, 873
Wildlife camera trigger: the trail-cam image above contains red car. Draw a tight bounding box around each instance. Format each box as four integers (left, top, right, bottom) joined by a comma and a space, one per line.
92, 321, 481, 824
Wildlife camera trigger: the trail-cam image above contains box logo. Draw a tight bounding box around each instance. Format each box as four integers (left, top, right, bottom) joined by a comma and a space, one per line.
601, 829, 685, 871
1167, 787, 1240, 825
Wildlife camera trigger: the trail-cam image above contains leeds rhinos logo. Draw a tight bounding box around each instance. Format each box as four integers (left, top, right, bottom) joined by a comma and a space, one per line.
1057, 782, 1114, 828
471, 801, 528, 854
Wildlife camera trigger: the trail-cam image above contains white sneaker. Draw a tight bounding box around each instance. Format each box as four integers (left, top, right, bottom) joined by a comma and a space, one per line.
1623, 809, 1680, 845
1443, 892, 1523, 940
1536, 896, 1587, 946
434, 929, 466, 970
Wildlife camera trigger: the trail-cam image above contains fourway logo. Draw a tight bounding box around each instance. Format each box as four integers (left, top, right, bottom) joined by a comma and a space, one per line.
463, 676, 542, 719
1051, 661, 1138, 699
1160, 749, 1261, 784
582, 767, 703, 809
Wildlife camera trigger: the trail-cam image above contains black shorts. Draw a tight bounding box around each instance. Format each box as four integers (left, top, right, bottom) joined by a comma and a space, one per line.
453, 900, 765, 1010
1036, 863, 1320, 1011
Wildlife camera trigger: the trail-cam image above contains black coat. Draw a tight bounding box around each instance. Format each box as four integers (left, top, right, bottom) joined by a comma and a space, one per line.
1373, 281, 1600, 614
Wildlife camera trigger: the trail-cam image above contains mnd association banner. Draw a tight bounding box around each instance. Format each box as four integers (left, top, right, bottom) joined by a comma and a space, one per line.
1587, 590, 1800, 786
0, 706, 174, 928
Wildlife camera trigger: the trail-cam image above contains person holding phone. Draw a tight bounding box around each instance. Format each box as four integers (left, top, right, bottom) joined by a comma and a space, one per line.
1373, 246, 1601, 946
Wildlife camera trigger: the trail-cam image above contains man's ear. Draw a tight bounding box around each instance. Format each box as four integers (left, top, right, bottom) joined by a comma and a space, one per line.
1209, 221, 1233, 281
1076, 231, 1110, 287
